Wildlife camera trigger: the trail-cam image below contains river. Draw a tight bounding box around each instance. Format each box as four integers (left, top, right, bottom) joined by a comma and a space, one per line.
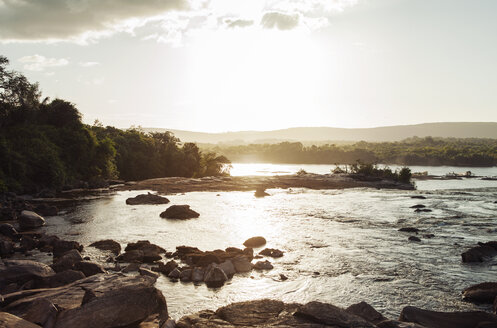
42, 164, 497, 319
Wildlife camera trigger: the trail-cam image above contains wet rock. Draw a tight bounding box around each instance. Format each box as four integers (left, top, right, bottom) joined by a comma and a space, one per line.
280, 274, 288, 281
157, 260, 178, 275
126, 192, 170, 205
160, 205, 200, 220
423, 234, 435, 239
89, 239, 121, 255
259, 248, 284, 258
204, 266, 228, 288
345, 301, 387, 325
399, 306, 497, 328
16, 297, 58, 327
18, 211, 45, 230
168, 268, 181, 280
243, 236, 266, 248
254, 188, 270, 198
254, 260, 273, 270
0, 260, 55, 287
3, 274, 167, 328
116, 249, 145, 263
410, 204, 426, 209
218, 260, 236, 278
462, 242, 497, 262
191, 253, 221, 267
52, 239, 84, 258
124, 240, 165, 263
51, 249, 83, 272
0, 223, 18, 239
414, 208, 432, 213
408, 236, 421, 242
38, 269, 86, 288
232, 256, 253, 273
463, 282, 497, 303
399, 227, 419, 233
139, 267, 160, 279
179, 269, 192, 282
191, 267, 204, 282
410, 195, 426, 199
122, 263, 141, 273
74, 261, 106, 277
19, 236, 37, 252
0, 312, 41, 328
33, 203, 58, 217
295, 301, 376, 327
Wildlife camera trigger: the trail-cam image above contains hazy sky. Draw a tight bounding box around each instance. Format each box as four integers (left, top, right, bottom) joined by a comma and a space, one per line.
1, 0, 496, 132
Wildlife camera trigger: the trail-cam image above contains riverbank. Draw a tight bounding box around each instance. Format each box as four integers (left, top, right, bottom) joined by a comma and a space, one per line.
119, 172, 415, 195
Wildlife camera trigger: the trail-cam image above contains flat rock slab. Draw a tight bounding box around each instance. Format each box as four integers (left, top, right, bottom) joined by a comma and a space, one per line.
0, 312, 40, 328
126, 193, 170, 205
399, 306, 497, 328
463, 282, 497, 303
0, 259, 55, 287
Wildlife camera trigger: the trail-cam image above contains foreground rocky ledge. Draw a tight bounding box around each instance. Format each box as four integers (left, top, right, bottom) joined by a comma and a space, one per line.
120, 173, 414, 194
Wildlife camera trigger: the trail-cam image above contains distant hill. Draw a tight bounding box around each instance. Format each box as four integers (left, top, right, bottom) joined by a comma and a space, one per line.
143, 122, 497, 144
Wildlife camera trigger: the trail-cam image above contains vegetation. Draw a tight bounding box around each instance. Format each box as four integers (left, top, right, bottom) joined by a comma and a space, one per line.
202, 137, 497, 167
0, 56, 229, 193
346, 162, 412, 184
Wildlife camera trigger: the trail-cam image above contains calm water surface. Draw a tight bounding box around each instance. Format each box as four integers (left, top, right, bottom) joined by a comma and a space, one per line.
43, 165, 497, 319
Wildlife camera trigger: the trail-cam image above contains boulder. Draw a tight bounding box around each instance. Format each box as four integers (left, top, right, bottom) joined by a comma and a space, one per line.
410, 205, 426, 209
204, 266, 228, 288
346, 301, 387, 325
2, 274, 167, 328
254, 260, 273, 270
243, 236, 266, 248
295, 301, 376, 327
168, 268, 181, 280
0, 238, 15, 258
232, 256, 253, 273
218, 260, 236, 278
191, 267, 204, 283
18, 211, 45, 230
38, 270, 86, 288
0, 312, 41, 328
157, 260, 178, 275
89, 239, 121, 255
398, 227, 419, 234
0, 223, 18, 239
462, 242, 497, 262
33, 203, 58, 217
0, 260, 55, 288
15, 297, 58, 327
160, 205, 200, 220
463, 282, 497, 303
52, 239, 84, 258
399, 306, 497, 328
51, 249, 83, 272
408, 236, 421, 242
191, 254, 220, 267
259, 248, 284, 258
179, 269, 192, 282
74, 261, 106, 277
139, 268, 159, 279
254, 188, 270, 198
122, 263, 141, 273
124, 241, 164, 263
126, 193, 170, 205
116, 250, 144, 263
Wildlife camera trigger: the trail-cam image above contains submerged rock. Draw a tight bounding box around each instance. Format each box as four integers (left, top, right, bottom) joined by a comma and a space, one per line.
125, 193, 170, 205
399, 306, 497, 328
18, 211, 45, 230
160, 205, 200, 220
399, 227, 419, 234
408, 236, 421, 242
462, 241, 497, 262
259, 248, 284, 258
243, 236, 266, 248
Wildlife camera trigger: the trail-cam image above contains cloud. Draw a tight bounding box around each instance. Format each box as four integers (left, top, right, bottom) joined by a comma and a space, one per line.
18, 55, 69, 71
226, 19, 254, 29
261, 12, 300, 30
0, 0, 189, 42
79, 61, 100, 67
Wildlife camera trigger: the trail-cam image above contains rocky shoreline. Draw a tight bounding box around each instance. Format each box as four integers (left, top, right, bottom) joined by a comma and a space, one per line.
2, 190, 497, 327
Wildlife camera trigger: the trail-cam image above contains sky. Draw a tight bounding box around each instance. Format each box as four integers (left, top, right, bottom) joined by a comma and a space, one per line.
0, 0, 496, 132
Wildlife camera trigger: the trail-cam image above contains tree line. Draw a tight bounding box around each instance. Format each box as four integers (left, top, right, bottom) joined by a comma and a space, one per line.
0, 56, 229, 193
203, 137, 497, 167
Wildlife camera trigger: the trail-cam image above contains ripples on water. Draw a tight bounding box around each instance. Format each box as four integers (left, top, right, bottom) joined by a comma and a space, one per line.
42, 182, 497, 319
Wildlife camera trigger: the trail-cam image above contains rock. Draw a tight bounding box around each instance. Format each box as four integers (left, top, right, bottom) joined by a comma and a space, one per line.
160, 205, 200, 220
117, 250, 145, 263
218, 260, 236, 278
0, 260, 55, 288
74, 261, 106, 277
191, 253, 220, 267
377, 320, 427, 327
122, 263, 141, 273
414, 208, 432, 213
168, 268, 181, 279
38, 269, 86, 288
157, 260, 178, 275
254, 188, 270, 198
216, 299, 285, 325
0, 312, 41, 328
89, 239, 121, 255
259, 248, 284, 258
280, 274, 288, 281
33, 203, 58, 217
410, 196, 426, 199
0, 223, 18, 239
179, 269, 192, 282
19, 236, 37, 252
3, 274, 167, 328
462, 242, 497, 262
463, 282, 497, 303
243, 236, 266, 248
410, 204, 426, 209
52, 239, 84, 258
295, 301, 376, 327
126, 193, 170, 205
408, 236, 421, 242
204, 266, 228, 288
18, 211, 45, 230
399, 306, 497, 328
346, 301, 387, 325
124, 241, 165, 263
0, 207, 17, 221
0, 238, 15, 258
232, 256, 253, 273
399, 227, 419, 233
254, 260, 273, 270
15, 297, 58, 327
423, 234, 435, 239
191, 267, 204, 283
139, 268, 160, 279
51, 249, 83, 272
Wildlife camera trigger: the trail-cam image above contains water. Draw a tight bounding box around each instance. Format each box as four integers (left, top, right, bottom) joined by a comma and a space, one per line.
41, 165, 497, 320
